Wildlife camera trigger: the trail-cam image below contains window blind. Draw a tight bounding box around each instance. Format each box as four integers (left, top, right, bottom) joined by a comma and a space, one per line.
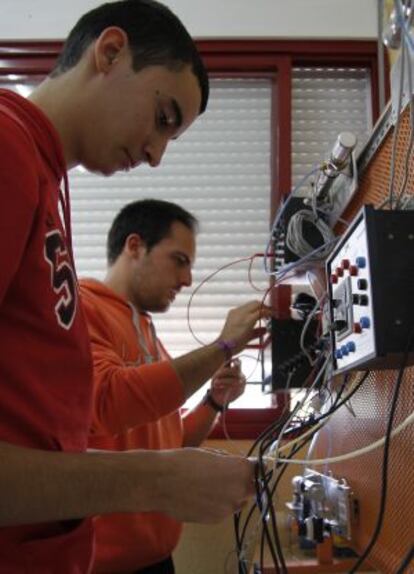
69, 78, 273, 357
291, 66, 373, 187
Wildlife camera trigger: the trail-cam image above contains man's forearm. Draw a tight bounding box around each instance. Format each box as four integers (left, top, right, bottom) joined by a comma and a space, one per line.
0, 441, 157, 526
182, 402, 219, 447
172, 342, 226, 399
0, 441, 256, 527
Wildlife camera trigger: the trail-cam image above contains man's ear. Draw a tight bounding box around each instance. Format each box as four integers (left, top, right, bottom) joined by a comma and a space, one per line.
93, 26, 129, 74
124, 234, 146, 260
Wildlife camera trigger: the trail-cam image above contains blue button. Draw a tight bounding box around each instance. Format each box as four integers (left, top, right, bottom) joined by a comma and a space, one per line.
340, 345, 349, 356
335, 349, 343, 360
346, 341, 356, 353
360, 316, 371, 329
356, 256, 366, 269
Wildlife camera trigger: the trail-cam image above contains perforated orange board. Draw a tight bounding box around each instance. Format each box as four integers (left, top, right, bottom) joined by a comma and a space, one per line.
313, 104, 414, 573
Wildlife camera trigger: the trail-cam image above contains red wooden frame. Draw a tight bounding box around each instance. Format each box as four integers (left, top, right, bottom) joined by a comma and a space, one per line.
0, 39, 385, 439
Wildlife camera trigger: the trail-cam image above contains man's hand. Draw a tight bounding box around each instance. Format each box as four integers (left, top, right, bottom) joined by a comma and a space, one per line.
150, 448, 256, 523
219, 300, 271, 356
210, 359, 246, 408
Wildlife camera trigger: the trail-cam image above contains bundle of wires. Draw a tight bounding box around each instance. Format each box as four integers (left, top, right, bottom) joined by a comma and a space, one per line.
234, 357, 371, 573
235, 323, 414, 573
285, 208, 336, 260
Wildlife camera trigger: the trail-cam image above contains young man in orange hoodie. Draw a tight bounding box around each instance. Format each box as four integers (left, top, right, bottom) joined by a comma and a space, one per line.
80, 199, 262, 574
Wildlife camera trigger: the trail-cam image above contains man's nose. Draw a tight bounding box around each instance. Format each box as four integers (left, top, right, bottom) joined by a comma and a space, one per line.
181, 268, 192, 287
144, 137, 169, 168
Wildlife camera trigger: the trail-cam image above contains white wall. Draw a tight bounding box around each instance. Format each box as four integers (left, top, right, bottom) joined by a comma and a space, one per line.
2, 0, 378, 40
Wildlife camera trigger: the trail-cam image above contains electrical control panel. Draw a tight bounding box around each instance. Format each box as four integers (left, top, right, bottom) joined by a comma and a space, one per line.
326, 205, 414, 374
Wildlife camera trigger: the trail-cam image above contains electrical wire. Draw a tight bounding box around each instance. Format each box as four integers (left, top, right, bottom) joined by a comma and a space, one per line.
349, 329, 414, 573
299, 295, 325, 366
255, 421, 325, 573
264, 371, 368, 464
263, 166, 323, 275
268, 353, 332, 469
388, 34, 406, 210
395, 545, 414, 574
270, 405, 414, 467
186, 253, 266, 347
234, 410, 297, 571
304, 371, 338, 466
395, 17, 414, 208
234, 356, 340, 573
234, 372, 368, 572
272, 237, 338, 281
285, 209, 336, 259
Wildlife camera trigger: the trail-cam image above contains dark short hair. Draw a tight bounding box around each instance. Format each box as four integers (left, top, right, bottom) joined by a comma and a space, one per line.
107, 199, 198, 264
51, 0, 209, 114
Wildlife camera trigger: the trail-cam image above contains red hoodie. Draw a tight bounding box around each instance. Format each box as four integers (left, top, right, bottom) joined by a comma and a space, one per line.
0, 90, 94, 573
80, 278, 187, 573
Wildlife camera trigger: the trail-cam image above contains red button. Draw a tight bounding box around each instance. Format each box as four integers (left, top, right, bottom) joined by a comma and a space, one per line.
349, 265, 358, 276
336, 267, 344, 277
331, 274, 338, 284
342, 259, 350, 269
353, 323, 362, 333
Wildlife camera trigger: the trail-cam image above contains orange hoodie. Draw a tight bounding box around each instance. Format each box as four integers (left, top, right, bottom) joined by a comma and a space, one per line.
80, 278, 186, 573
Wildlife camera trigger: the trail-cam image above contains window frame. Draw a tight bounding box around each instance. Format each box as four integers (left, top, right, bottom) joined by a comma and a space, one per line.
0, 39, 385, 438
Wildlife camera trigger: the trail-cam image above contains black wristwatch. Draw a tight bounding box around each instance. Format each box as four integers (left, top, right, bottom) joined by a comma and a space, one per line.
202, 389, 226, 413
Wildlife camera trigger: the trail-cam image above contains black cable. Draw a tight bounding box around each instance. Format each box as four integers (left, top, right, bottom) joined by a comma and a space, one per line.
312, 370, 369, 426
250, 370, 371, 572
236, 417, 309, 572
257, 427, 322, 573
349, 331, 414, 573
255, 459, 281, 573
257, 431, 287, 572
234, 410, 293, 567
395, 545, 414, 574
235, 369, 370, 573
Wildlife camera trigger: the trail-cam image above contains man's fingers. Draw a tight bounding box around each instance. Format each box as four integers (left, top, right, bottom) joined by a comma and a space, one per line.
248, 326, 268, 341
213, 383, 245, 393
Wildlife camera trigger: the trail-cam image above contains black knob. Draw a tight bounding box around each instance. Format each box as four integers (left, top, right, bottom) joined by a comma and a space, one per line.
333, 320, 347, 331
357, 279, 368, 290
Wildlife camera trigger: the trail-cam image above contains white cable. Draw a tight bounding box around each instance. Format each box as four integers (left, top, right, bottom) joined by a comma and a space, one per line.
271, 237, 338, 280
263, 166, 321, 275
268, 353, 332, 467
276, 375, 362, 454
309, 376, 336, 476
267, 408, 414, 466
285, 209, 335, 259
299, 294, 326, 366
277, 419, 328, 454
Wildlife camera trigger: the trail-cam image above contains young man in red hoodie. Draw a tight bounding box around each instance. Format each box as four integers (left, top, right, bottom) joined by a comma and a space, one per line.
81, 199, 254, 574
0, 1, 270, 572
